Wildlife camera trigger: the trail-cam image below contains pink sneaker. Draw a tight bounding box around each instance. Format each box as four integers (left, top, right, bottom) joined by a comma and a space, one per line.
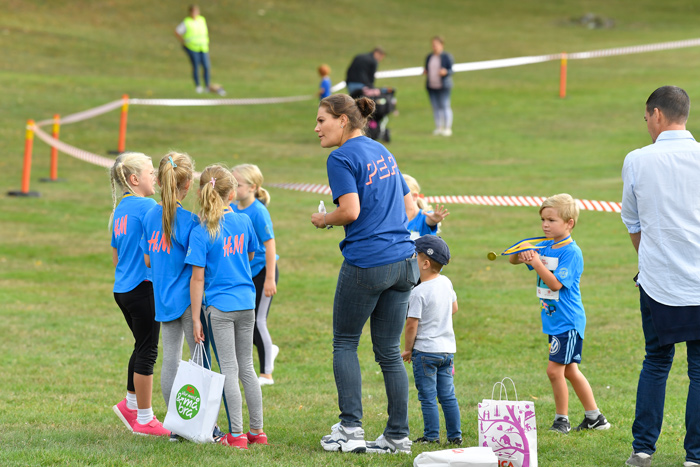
219, 433, 248, 449
132, 417, 170, 437
247, 431, 269, 445
112, 398, 137, 432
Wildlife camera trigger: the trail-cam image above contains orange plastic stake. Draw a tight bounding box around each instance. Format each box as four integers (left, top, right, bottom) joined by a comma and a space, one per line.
559, 53, 568, 99
8, 120, 40, 196
50, 114, 60, 180
117, 94, 129, 153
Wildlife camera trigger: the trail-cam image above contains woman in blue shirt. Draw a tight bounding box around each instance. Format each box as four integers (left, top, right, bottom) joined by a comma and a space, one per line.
312, 94, 418, 454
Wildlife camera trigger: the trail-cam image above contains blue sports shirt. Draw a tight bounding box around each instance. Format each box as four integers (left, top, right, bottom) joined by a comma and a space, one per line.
326, 136, 414, 268
320, 77, 332, 99
407, 210, 438, 240
231, 199, 278, 277
185, 211, 259, 312
527, 240, 586, 339
141, 204, 198, 322
111, 195, 157, 293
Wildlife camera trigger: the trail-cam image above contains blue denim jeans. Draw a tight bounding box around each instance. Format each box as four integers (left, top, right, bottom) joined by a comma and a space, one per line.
427, 87, 453, 130
332, 257, 418, 439
412, 351, 462, 440
632, 287, 700, 462
183, 46, 210, 88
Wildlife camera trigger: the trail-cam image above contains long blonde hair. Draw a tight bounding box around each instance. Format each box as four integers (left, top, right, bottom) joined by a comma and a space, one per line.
109, 152, 152, 229
232, 163, 270, 206
158, 152, 194, 245
197, 165, 237, 240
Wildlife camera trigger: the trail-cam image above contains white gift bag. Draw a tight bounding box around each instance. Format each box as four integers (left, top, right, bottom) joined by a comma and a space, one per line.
163, 342, 225, 443
478, 378, 537, 467
413, 447, 498, 467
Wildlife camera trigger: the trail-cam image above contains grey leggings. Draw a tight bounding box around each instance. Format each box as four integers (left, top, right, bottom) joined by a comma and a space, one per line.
160, 307, 198, 407
206, 306, 263, 433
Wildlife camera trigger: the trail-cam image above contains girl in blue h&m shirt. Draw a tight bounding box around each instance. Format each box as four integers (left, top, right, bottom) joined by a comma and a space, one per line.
186, 165, 266, 449
109, 152, 169, 437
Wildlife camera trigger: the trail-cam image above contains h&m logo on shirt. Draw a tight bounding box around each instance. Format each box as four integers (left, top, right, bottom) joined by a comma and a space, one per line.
366, 154, 397, 185
114, 215, 128, 237
223, 234, 245, 257
148, 230, 171, 254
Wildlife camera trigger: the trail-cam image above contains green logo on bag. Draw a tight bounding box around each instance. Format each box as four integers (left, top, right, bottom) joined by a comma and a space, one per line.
175, 384, 201, 420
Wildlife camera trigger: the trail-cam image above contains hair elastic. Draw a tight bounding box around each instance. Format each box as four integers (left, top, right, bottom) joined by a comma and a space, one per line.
210, 178, 216, 188
168, 156, 177, 168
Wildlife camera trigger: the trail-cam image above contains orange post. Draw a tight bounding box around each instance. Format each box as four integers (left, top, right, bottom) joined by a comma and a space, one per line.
117, 94, 129, 153
50, 114, 60, 180
8, 120, 40, 197
559, 52, 568, 99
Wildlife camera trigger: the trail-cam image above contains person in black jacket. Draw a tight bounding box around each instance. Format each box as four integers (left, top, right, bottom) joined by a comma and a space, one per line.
346, 47, 385, 96
424, 37, 454, 136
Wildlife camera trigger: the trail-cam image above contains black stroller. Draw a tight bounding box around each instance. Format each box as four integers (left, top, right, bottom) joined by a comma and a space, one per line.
350, 87, 396, 142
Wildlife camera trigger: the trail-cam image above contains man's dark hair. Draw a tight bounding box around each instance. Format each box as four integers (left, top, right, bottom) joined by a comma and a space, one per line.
646, 86, 690, 124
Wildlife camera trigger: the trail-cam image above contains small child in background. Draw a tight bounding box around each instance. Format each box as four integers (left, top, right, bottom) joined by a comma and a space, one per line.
318, 64, 332, 100
231, 164, 280, 386
186, 165, 266, 449
403, 174, 449, 240
109, 152, 170, 437
509, 193, 610, 434
402, 235, 462, 446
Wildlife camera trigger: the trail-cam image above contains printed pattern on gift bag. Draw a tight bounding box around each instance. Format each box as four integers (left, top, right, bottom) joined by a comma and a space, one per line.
478, 401, 536, 467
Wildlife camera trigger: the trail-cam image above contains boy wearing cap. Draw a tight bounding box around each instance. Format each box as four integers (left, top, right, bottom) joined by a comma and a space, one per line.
401, 235, 462, 445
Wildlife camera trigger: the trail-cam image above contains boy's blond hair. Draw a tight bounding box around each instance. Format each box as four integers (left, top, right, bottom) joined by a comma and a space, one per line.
539, 193, 579, 228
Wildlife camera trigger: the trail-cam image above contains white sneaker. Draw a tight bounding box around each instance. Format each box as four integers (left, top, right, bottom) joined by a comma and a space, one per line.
684, 462, 700, 467
270, 344, 279, 372
320, 423, 366, 453
366, 434, 412, 454
195, 86, 204, 94
258, 376, 274, 386
442, 128, 453, 137
432, 128, 443, 136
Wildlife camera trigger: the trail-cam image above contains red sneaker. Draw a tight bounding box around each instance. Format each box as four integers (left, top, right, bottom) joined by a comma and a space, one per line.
247, 431, 269, 445
133, 417, 170, 437
219, 433, 249, 449
112, 399, 137, 432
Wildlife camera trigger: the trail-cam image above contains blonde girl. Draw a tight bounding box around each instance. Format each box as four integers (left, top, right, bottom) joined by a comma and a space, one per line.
403, 173, 449, 240
109, 152, 169, 437
231, 164, 279, 386
140, 152, 204, 435
185, 165, 266, 449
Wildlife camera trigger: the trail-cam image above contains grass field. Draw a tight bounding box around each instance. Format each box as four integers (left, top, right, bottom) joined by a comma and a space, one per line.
3, 1, 700, 466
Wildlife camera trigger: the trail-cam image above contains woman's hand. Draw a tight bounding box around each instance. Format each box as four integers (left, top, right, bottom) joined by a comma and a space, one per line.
311, 212, 327, 229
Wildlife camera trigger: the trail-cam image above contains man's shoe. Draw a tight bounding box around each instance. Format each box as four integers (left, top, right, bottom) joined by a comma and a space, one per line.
549, 417, 571, 434
574, 413, 611, 431
413, 436, 439, 444
366, 434, 412, 454
320, 423, 366, 453
112, 398, 137, 432
447, 437, 463, 446
625, 452, 652, 467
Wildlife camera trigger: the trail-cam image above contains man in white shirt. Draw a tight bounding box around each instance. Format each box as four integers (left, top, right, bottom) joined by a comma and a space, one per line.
621, 85, 700, 467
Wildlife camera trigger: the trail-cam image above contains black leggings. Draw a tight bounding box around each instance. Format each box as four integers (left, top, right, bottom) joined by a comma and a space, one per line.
113, 281, 159, 392
253, 266, 279, 374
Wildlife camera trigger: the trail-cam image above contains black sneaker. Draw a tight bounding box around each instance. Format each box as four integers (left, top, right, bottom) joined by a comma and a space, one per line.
549, 417, 571, 434
213, 425, 225, 442
447, 437, 463, 446
169, 433, 183, 442
574, 413, 611, 431
414, 436, 439, 444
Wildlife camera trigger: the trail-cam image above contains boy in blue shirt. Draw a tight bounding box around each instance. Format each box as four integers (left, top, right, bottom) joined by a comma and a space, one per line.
510, 193, 610, 434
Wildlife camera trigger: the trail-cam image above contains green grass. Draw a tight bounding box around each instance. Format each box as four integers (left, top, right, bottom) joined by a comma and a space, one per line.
2, 0, 700, 465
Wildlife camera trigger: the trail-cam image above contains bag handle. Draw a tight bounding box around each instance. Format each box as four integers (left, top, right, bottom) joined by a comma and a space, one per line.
191, 342, 211, 369
490, 377, 519, 401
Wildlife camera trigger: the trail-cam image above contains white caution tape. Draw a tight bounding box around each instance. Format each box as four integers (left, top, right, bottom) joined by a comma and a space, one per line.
269, 183, 621, 213
35, 99, 125, 127
129, 95, 312, 107
32, 125, 116, 169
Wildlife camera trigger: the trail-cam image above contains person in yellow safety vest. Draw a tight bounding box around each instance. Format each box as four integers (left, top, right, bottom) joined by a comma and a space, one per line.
174, 5, 224, 95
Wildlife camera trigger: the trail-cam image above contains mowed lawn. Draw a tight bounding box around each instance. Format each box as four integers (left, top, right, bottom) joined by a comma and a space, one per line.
2, 1, 700, 466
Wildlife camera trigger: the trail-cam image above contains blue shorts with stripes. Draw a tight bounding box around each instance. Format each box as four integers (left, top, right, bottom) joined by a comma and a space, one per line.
548, 330, 583, 364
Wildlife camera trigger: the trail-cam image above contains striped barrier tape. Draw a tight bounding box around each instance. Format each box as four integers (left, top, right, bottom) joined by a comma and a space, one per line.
32, 124, 116, 169
268, 183, 621, 213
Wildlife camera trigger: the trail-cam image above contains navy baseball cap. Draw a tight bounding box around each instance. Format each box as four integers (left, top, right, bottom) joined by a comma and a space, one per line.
414, 235, 450, 266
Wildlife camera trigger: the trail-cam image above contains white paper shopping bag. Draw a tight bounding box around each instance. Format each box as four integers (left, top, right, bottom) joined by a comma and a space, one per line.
163, 342, 225, 443
413, 447, 498, 467
478, 378, 537, 467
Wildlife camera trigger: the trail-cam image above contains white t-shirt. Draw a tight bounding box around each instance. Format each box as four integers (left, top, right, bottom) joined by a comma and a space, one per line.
408, 274, 457, 353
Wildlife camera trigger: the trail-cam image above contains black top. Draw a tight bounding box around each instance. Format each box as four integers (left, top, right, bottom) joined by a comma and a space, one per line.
346, 52, 377, 87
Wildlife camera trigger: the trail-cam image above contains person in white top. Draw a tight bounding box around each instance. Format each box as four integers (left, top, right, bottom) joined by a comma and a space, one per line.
402, 235, 462, 445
